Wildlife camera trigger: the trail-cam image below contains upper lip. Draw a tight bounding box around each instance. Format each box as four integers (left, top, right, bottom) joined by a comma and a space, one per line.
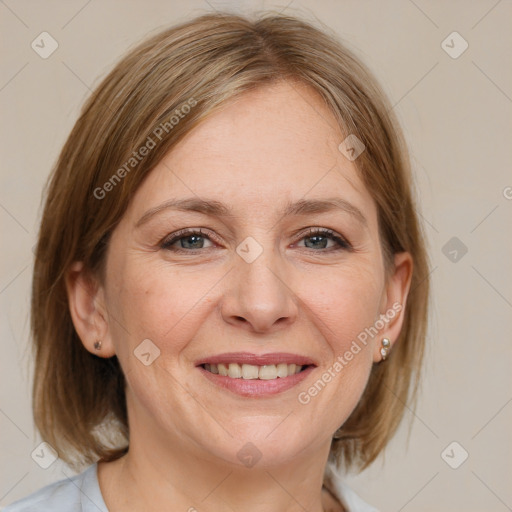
195, 352, 317, 367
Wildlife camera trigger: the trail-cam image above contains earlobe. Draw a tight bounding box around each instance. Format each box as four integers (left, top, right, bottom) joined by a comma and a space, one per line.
374, 251, 413, 363
65, 261, 116, 357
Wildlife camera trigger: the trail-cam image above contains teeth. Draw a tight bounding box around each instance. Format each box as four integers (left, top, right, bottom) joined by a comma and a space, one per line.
241, 364, 259, 379
259, 365, 277, 380
204, 363, 305, 379
228, 363, 242, 378
276, 363, 288, 378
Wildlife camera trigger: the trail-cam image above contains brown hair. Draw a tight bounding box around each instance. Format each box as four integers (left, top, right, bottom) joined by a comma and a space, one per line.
31, 11, 430, 474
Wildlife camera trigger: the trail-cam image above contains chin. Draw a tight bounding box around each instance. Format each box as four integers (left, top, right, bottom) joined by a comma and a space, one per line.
202, 424, 317, 468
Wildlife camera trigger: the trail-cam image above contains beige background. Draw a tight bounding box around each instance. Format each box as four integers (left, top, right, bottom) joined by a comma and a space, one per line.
1, 1, 511, 510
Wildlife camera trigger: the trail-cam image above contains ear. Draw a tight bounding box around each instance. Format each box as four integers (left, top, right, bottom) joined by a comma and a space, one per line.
65, 261, 116, 358
373, 251, 413, 363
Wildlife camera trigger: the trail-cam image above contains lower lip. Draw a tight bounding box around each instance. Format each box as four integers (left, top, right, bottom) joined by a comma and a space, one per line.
197, 365, 315, 397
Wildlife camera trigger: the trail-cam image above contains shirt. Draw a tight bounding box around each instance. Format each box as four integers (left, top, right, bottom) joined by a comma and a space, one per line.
2, 461, 379, 512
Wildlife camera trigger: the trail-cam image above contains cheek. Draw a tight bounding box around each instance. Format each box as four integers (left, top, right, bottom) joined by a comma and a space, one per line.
302, 261, 383, 354
319, 266, 383, 417
105, 260, 215, 415
295, 268, 380, 431
107, 259, 219, 357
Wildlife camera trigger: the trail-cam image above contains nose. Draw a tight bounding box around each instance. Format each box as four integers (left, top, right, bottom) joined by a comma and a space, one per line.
220, 242, 298, 335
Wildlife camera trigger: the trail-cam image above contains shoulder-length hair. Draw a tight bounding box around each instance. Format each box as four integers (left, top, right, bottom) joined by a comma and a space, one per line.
31, 11, 430, 474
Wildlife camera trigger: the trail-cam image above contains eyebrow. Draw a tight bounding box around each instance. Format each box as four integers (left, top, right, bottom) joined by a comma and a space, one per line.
135, 196, 368, 228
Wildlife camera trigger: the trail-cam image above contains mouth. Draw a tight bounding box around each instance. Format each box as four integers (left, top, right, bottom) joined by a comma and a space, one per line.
195, 352, 317, 397
200, 362, 312, 380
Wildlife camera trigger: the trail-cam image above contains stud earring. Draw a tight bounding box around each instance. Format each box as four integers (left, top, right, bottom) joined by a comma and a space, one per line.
94, 340, 102, 350
380, 338, 391, 361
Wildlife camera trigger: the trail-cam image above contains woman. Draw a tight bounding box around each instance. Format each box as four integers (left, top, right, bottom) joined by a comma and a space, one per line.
5, 11, 429, 512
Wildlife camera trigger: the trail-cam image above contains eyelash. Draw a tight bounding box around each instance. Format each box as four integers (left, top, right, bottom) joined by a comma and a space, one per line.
160, 227, 352, 254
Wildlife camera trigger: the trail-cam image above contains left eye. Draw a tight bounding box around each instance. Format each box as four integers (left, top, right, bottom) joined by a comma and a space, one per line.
294, 228, 352, 251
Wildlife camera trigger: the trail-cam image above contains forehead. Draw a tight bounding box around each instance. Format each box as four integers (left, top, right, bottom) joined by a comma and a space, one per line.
126, 81, 377, 227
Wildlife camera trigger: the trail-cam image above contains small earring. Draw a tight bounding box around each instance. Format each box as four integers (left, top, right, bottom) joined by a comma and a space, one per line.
94, 340, 102, 350
380, 338, 391, 361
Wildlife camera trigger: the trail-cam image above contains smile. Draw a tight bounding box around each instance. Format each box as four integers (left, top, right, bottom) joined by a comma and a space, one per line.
196, 352, 317, 397
202, 362, 308, 380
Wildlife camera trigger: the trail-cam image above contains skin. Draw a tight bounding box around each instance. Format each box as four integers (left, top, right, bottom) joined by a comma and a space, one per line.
66, 80, 412, 512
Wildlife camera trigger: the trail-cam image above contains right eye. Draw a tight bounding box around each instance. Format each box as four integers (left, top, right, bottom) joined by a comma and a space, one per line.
160, 228, 217, 253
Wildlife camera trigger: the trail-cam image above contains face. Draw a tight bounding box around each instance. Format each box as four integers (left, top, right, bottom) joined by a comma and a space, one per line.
71, 80, 411, 468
